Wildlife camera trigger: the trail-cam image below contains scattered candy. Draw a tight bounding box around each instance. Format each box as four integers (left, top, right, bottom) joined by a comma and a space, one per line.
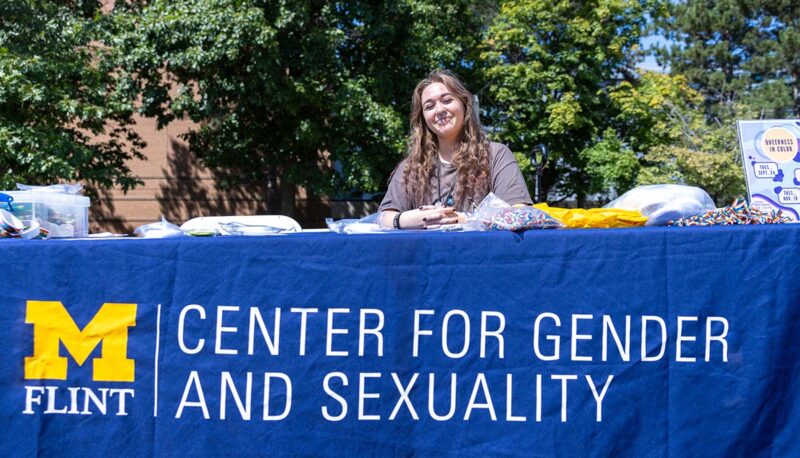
668, 198, 792, 226
481, 207, 562, 231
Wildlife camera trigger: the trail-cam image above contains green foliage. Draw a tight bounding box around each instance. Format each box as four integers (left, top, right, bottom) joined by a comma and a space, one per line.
608, 71, 745, 203
0, 0, 788, 209
636, 100, 747, 205
608, 72, 704, 150
638, 145, 745, 204
109, 0, 485, 197
479, 0, 655, 202
645, 0, 795, 203
579, 128, 639, 194
656, 0, 800, 118
0, 1, 144, 193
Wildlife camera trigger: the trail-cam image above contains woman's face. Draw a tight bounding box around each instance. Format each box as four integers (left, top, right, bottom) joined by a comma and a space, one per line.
420, 82, 465, 143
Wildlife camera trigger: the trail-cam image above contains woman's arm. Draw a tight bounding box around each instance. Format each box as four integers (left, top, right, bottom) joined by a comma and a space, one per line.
380, 207, 460, 230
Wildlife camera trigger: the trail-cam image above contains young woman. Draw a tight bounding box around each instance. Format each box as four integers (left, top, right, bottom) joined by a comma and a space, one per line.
379, 70, 531, 229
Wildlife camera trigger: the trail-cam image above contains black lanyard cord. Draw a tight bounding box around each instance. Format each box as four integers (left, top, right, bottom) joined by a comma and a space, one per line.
436, 160, 457, 207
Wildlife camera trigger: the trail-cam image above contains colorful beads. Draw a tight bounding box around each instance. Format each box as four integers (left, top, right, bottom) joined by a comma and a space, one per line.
481, 207, 562, 231
668, 198, 792, 226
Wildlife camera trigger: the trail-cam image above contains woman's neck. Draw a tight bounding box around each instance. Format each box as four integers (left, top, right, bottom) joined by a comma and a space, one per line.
437, 137, 459, 163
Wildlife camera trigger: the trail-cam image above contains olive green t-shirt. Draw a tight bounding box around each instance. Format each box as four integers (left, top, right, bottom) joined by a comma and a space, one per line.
378, 142, 532, 212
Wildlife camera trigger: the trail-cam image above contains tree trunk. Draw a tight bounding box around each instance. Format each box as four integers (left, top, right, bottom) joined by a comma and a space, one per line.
576, 193, 586, 208
279, 177, 296, 217
262, 166, 281, 214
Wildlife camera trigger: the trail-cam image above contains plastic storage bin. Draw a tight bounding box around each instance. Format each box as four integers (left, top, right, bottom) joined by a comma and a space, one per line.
1, 191, 35, 221
0, 190, 90, 238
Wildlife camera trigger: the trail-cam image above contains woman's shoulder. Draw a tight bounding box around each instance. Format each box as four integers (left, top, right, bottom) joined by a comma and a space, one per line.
487, 141, 516, 162
387, 157, 408, 183
488, 140, 512, 153
394, 157, 409, 173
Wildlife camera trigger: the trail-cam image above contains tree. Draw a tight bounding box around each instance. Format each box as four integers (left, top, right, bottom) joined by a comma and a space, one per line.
656, 0, 754, 115
479, 0, 655, 204
0, 1, 144, 192
109, 0, 486, 212
656, 0, 799, 118
761, 0, 800, 117
648, 0, 800, 203
610, 71, 745, 203
578, 128, 640, 195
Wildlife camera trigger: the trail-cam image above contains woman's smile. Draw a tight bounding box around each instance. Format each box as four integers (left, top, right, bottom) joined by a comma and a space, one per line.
421, 82, 465, 143
434, 111, 454, 127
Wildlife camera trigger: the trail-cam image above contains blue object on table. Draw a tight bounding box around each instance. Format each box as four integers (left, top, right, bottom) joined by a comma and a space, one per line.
0, 192, 13, 212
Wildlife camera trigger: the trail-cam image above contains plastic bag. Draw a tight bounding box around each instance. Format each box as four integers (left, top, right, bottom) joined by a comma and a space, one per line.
466, 193, 562, 231
604, 184, 716, 226
534, 204, 648, 228
133, 216, 185, 238
219, 222, 286, 236
17, 183, 83, 195
326, 212, 390, 234
464, 192, 510, 231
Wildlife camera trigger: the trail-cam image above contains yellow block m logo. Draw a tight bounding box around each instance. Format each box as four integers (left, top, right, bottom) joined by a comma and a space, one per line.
24, 301, 137, 382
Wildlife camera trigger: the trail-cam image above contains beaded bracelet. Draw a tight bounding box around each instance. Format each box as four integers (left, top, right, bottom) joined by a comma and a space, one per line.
392, 212, 403, 230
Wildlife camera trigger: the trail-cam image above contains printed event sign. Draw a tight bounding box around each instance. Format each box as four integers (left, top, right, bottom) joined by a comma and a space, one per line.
737, 119, 800, 220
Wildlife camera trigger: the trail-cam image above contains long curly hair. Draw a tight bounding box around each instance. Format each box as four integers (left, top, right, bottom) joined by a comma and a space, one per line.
402, 70, 490, 210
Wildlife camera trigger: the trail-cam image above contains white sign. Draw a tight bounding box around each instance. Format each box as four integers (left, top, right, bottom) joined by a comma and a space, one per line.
737, 120, 800, 221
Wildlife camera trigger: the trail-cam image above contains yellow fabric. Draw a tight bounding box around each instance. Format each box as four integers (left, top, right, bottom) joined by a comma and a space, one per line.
533, 203, 648, 228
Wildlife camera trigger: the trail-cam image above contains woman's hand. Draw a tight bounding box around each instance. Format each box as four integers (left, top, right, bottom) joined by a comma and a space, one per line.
381, 207, 460, 230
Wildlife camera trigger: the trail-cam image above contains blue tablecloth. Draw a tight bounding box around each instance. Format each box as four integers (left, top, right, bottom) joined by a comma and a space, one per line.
2, 226, 800, 456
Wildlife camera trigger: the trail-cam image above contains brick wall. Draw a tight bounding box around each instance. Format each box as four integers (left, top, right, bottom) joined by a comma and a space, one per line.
90, 115, 334, 233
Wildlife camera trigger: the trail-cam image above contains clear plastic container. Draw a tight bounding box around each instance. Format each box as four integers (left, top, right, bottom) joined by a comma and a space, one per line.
1, 191, 35, 221
0, 190, 90, 237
